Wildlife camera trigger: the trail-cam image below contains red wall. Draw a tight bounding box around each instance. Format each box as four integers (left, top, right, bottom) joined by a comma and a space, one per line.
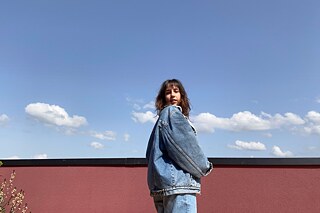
1, 165, 319, 213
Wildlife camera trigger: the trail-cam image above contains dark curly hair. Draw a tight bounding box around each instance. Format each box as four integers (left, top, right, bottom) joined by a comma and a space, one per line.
155, 79, 191, 117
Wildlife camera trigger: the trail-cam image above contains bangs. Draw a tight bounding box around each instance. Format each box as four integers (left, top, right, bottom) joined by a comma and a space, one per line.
165, 82, 180, 90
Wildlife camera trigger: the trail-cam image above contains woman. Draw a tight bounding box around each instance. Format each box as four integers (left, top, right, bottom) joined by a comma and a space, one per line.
146, 79, 213, 213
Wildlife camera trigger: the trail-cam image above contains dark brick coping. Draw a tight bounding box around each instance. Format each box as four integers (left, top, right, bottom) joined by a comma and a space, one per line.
1, 158, 320, 167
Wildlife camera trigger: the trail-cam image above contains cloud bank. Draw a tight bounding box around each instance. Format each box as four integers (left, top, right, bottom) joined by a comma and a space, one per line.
191, 111, 306, 133
131, 103, 320, 157
132, 108, 319, 137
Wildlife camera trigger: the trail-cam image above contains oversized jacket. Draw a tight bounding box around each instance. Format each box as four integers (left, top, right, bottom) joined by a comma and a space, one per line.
146, 105, 213, 197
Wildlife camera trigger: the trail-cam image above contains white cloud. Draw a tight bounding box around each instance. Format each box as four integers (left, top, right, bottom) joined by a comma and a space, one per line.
25, 103, 87, 128
303, 111, 320, 135
0, 114, 9, 126
268, 112, 305, 127
60, 127, 78, 135
190, 113, 220, 133
127, 99, 155, 119
192, 111, 270, 132
305, 111, 320, 124
192, 111, 305, 133
91, 130, 116, 141
33, 153, 48, 159
272, 146, 293, 157
6, 156, 20, 159
143, 101, 155, 110
229, 111, 272, 130
304, 125, 320, 135
126, 97, 145, 110
5, 154, 48, 159
133, 104, 141, 111
90, 142, 104, 149
132, 111, 157, 123
124, 133, 130, 142
228, 140, 267, 151
316, 97, 320, 104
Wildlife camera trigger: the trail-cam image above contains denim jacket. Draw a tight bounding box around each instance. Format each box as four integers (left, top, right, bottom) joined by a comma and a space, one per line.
146, 105, 213, 197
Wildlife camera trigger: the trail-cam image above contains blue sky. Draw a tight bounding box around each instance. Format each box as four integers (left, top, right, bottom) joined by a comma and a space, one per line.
1, 0, 320, 159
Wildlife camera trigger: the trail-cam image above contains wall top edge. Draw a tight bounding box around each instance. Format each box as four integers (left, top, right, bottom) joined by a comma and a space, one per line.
1, 158, 320, 167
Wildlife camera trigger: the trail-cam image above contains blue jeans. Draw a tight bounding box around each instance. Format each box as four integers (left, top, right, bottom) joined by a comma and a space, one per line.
153, 194, 197, 213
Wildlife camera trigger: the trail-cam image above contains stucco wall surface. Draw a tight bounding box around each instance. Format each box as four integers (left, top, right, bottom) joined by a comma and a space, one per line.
1, 165, 319, 213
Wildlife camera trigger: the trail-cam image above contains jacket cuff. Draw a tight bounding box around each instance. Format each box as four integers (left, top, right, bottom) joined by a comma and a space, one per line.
204, 162, 213, 176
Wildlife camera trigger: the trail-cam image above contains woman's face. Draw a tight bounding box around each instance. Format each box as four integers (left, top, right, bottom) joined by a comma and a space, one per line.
165, 85, 181, 106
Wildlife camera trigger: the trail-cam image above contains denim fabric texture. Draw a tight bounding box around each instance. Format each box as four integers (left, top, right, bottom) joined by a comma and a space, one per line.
154, 194, 197, 213
146, 105, 213, 197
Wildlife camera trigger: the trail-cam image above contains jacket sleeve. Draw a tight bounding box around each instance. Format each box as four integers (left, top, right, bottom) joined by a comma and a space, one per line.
160, 106, 213, 178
